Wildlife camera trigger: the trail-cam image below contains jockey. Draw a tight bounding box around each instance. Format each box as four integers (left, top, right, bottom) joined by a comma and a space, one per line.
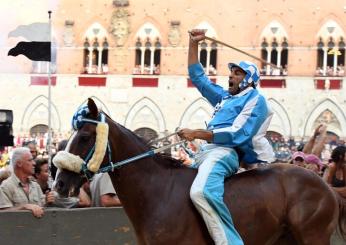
178, 29, 275, 245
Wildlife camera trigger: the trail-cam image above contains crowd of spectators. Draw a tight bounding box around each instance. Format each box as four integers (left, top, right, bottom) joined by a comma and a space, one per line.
315, 65, 345, 77
0, 136, 121, 218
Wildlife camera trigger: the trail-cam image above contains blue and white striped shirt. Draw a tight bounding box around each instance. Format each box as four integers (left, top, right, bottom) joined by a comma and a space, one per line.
188, 63, 275, 164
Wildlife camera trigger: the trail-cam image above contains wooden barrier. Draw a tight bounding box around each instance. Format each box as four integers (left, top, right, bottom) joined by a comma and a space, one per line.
0, 207, 344, 244
0, 207, 136, 245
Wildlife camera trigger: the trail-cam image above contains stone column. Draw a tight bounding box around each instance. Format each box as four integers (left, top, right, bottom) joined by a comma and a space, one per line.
150, 47, 155, 74
266, 48, 272, 75
140, 47, 145, 74
206, 47, 211, 75
323, 47, 327, 76
333, 50, 338, 75
97, 47, 103, 74
88, 47, 93, 73
277, 47, 282, 68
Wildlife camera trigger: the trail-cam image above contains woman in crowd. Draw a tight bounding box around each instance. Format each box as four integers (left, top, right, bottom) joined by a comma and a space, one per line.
323, 146, 346, 198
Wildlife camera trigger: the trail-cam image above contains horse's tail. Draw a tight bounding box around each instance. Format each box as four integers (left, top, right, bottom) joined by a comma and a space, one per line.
337, 194, 346, 239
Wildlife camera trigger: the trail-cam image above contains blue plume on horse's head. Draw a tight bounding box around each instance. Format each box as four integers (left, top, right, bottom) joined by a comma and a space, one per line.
72, 105, 89, 130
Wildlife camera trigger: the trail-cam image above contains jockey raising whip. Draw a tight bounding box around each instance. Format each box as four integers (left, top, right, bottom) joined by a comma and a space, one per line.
178, 29, 275, 245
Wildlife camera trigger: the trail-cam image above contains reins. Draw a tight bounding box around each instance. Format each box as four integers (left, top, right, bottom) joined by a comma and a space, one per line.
97, 139, 186, 173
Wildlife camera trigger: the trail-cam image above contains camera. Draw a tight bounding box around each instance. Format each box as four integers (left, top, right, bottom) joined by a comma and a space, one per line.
0, 110, 14, 147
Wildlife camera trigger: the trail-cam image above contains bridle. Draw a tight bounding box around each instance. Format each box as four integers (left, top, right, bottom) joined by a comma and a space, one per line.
53, 111, 186, 181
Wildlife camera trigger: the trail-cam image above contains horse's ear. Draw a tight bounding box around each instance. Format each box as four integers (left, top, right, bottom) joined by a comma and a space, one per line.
87, 98, 98, 118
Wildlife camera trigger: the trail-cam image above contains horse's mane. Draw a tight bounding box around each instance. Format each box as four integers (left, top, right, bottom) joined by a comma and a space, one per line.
102, 111, 185, 168
154, 153, 187, 168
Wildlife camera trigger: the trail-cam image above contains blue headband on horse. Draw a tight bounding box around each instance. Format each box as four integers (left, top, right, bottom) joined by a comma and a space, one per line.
72, 105, 90, 130
228, 61, 260, 90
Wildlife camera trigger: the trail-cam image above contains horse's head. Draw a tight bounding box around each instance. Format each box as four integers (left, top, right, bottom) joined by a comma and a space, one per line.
54, 98, 110, 197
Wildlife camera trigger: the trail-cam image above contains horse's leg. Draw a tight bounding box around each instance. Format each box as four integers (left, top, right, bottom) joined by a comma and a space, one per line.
286, 188, 338, 245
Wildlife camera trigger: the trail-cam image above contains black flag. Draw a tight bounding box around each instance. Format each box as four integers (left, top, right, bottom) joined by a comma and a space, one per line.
8, 41, 50, 61
7, 22, 51, 62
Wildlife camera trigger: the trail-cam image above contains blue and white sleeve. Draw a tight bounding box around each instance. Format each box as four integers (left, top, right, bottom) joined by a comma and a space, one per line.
188, 63, 227, 107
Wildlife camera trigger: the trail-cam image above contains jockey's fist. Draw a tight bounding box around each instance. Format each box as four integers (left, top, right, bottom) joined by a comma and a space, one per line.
189, 29, 207, 43
178, 128, 195, 141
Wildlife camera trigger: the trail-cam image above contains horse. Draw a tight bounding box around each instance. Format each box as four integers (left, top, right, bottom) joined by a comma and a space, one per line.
54, 98, 346, 245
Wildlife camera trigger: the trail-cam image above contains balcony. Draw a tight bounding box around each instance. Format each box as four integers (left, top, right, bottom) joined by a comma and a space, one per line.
132, 77, 158, 87
30, 76, 57, 86
259, 76, 286, 88
78, 76, 107, 86
314, 78, 342, 90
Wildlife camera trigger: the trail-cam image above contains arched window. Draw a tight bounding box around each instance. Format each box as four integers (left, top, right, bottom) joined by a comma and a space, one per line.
210, 42, 218, 73
316, 20, 345, 76
260, 21, 289, 75
154, 39, 161, 74
83, 23, 109, 74
270, 38, 278, 74
261, 38, 268, 74
30, 124, 48, 137
101, 38, 109, 73
199, 41, 207, 68
133, 39, 142, 74
83, 38, 90, 73
133, 23, 162, 75
281, 38, 288, 73
261, 37, 288, 76
198, 41, 218, 75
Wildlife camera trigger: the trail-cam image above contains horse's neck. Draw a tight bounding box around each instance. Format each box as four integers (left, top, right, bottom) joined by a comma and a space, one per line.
109, 122, 171, 196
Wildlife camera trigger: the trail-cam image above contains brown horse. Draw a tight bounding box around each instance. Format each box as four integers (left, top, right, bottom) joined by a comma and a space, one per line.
55, 98, 346, 245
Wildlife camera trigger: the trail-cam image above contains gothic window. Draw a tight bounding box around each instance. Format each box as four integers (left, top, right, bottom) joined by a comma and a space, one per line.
199, 41, 207, 67
154, 39, 161, 74
101, 38, 109, 73
316, 20, 345, 76
135, 38, 141, 68
281, 38, 288, 69
83, 38, 90, 69
260, 21, 289, 76
316, 37, 345, 76
316, 38, 324, 72
199, 41, 218, 75
338, 38, 345, 67
261, 37, 288, 76
83, 37, 109, 74
82, 23, 109, 74
210, 42, 218, 70
133, 23, 162, 75
30, 124, 48, 137
261, 39, 268, 73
